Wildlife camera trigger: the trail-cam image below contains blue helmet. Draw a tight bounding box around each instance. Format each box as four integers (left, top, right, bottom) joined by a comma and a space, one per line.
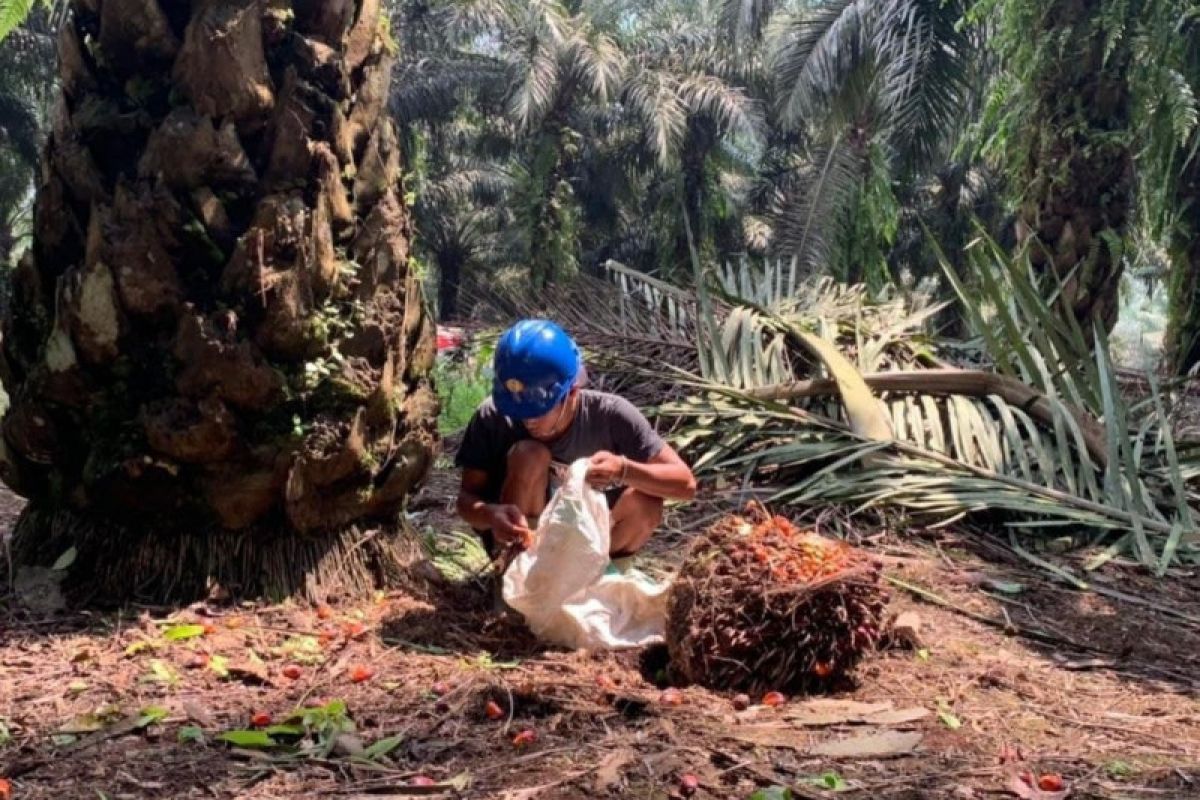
492, 320, 581, 420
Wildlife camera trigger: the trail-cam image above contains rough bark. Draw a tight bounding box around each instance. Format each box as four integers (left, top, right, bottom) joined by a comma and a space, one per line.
0, 0, 437, 604
1014, 0, 1135, 335
1164, 154, 1200, 376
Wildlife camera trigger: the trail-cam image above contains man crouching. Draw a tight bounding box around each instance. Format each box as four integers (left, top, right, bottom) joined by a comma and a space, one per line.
455, 319, 696, 558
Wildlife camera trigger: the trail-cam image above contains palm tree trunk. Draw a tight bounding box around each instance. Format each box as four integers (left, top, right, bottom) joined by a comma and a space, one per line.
1164, 153, 1200, 375
527, 127, 578, 290
0, 0, 437, 603
674, 120, 720, 280
1015, 0, 1135, 335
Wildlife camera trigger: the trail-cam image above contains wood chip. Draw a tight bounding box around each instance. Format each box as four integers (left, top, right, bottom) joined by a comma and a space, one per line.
785, 699, 892, 726
892, 611, 925, 649
591, 747, 636, 792
721, 723, 808, 750
809, 730, 923, 758
225, 660, 273, 686
861, 707, 931, 726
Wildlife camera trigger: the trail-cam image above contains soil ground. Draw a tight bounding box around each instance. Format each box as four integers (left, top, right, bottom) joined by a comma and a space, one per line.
2, 468, 1199, 800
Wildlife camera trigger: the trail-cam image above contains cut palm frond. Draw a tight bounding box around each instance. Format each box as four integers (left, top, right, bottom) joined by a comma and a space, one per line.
664, 372, 1198, 570
595, 255, 1200, 572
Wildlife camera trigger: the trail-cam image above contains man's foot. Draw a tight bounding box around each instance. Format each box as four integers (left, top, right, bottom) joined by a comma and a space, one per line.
603, 555, 639, 576
488, 571, 526, 621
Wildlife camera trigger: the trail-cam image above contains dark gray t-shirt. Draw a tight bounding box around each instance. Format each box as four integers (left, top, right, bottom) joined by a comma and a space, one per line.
455, 390, 666, 503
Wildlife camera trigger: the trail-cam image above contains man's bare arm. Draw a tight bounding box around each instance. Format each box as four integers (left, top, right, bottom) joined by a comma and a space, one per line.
587, 445, 696, 501
456, 468, 533, 547
456, 468, 496, 530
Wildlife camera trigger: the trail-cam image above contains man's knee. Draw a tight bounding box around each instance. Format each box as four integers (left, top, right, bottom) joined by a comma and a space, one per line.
507, 440, 551, 473
631, 492, 664, 528
611, 490, 663, 556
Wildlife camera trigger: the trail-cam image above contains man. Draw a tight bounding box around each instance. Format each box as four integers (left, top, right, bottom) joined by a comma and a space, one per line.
455, 319, 696, 558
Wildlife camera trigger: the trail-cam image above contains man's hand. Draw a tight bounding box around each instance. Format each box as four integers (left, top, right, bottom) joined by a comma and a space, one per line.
586, 451, 626, 489
489, 504, 534, 549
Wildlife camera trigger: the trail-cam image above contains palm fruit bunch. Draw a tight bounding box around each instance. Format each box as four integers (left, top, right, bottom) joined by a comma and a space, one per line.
666, 505, 888, 693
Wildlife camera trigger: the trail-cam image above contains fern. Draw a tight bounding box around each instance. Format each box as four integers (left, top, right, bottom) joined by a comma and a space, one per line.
0, 0, 39, 44
1162, 67, 1199, 147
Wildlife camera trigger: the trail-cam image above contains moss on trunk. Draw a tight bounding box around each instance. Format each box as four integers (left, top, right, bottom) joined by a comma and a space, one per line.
1164, 155, 1200, 376
1013, 0, 1136, 335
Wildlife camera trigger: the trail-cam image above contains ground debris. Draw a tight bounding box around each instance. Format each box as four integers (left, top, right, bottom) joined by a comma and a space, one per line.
3, 484, 1200, 799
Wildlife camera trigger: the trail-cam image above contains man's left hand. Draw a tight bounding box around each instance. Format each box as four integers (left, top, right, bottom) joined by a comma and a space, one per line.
586, 451, 626, 489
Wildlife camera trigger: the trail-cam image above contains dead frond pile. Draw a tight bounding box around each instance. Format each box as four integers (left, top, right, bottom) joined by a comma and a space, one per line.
666, 506, 889, 694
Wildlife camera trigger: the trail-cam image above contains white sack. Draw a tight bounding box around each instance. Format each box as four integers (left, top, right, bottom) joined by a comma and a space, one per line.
502, 459, 667, 650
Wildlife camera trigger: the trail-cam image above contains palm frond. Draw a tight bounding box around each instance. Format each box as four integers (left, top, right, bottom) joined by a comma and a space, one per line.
514, 0, 573, 47
872, 0, 972, 170
715, 255, 800, 309
436, 0, 515, 42
391, 54, 510, 123
503, 0, 574, 131
564, 25, 626, 104
769, 0, 974, 170
574, 259, 1200, 572
665, 323, 1199, 572
933, 223, 1102, 414
420, 164, 516, 209
506, 34, 562, 131
621, 67, 687, 169
769, 0, 871, 130
768, 135, 865, 273
720, 0, 778, 46
677, 74, 764, 144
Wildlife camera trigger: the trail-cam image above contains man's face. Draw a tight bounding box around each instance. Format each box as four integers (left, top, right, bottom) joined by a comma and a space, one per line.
523, 388, 578, 441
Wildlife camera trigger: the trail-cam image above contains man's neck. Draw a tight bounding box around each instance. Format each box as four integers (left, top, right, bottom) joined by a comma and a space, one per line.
529, 393, 580, 443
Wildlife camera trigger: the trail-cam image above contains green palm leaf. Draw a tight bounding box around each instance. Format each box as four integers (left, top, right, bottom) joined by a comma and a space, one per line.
769, 0, 870, 130
768, 134, 865, 272
677, 74, 764, 143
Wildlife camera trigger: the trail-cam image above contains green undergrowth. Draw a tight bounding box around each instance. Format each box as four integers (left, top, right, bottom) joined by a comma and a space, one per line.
433, 351, 491, 435
421, 528, 490, 582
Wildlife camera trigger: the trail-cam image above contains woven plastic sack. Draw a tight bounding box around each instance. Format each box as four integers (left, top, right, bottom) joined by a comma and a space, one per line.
502, 459, 667, 649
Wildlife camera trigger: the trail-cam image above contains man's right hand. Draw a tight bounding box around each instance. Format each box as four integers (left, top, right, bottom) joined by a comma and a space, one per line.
488, 504, 534, 549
